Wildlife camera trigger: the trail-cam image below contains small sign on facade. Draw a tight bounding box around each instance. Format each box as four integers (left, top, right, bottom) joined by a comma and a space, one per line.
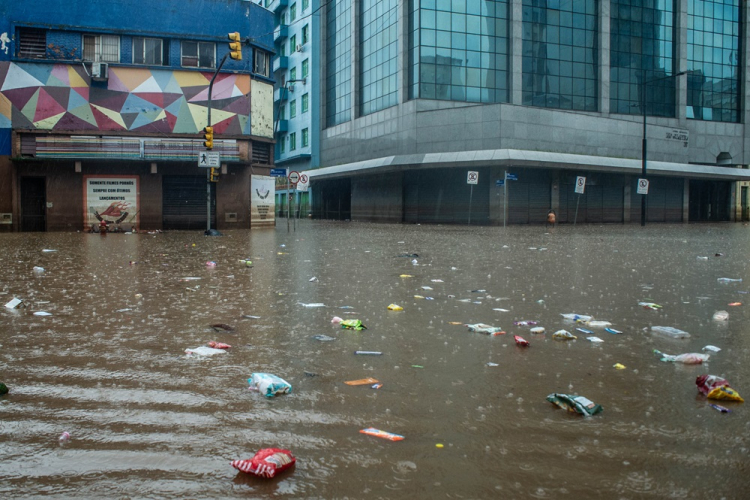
575, 176, 586, 194
270, 168, 287, 177
665, 128, 689, 147
198, 151, 220, 167
467, 171, 479, 185
505, 173, 518, 181
637, 178, 650, 195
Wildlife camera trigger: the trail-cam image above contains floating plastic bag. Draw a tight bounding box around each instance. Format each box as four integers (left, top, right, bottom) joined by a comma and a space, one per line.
696, 375, 744, 402
583, 320, 612, 328
552, 330, 577, 340
231, 448, 296, 478
387, 304, 403, 311
185, 346, 227, 357
560, 313, 593, 322
650, 326, 690, 339
654, 350, 708, 364
248, 373, 292, 397
341, 319, 367, 330
530, 327, 545, 334
712, 310, 729, 321
639, 302, 662, 310
360, 428, 404, 441
546, 393, 603, 416
514, 320, 538, 326
514, 335, 529, 346
466, 323, 505, 336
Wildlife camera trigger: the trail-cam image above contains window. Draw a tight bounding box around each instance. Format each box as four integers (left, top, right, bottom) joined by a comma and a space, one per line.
181, 41, 215, 68
302, 59, 309, 79
359, 0, 399, 114
279, 104, 285, 120
302, 93, 309, 113
302, 0, 309, 11
280, 135, 285, 153
290, 99, 297, 118
290, 35, 296, 52
281, 42, 286, 57
290, 3, 297, 22
18, 28, 46, 58
84, 35, 120, 63
133, 37, 168, 65
302, 25, 309, 45
254, 49, 270, 77
290, 67, 297, 81
290, 132, 296, 151
326, 0, 352, 126
302, 128, 309, 147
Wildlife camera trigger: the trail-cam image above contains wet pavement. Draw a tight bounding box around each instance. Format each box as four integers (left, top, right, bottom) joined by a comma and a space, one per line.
1, 221, 749, 498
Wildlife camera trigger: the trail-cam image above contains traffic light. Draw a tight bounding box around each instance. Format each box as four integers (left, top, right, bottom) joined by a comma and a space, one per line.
228, 32, 242, 61
202, 126, 214, 150
209, 167, 219, 183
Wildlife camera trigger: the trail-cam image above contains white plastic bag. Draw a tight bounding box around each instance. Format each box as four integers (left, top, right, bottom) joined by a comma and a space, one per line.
248, 373, 292, 398
650, 326, 690, 339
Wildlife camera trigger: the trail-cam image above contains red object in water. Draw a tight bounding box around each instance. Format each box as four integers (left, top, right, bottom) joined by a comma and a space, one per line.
231, 448, 296, 478
99, 219, 108, 233
514, 335, 530, 347
208, 341, 231, 349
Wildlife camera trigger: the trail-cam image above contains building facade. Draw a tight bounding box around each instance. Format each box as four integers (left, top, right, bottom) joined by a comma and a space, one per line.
0, 0, 277, 232
264, 0, 321, 217
309, 0, 750, 224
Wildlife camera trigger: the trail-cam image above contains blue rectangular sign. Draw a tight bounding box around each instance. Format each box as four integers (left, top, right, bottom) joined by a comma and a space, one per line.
496, 179, 505, 186
270, 168, 287, 177
505, 173, 518, 180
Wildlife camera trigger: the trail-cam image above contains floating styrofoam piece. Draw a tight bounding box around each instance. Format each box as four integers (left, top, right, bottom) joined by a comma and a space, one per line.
5, 298, 24, 309
33, 311, 52, 316
185, 346, 227, 357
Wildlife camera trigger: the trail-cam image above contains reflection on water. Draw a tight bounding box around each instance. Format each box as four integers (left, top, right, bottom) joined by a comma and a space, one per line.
1, 222, 749, 498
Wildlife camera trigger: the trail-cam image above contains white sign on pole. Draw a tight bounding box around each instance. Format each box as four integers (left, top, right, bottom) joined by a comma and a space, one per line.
198, 151, 220, 167
467, 171, 479, 185
297, 173, 309, 192
575, 176, 586, 194
637, 178, 650, 195
288, 170, 301, 185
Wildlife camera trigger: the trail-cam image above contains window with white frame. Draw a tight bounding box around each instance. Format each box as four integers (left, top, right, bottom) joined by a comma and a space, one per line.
181, 41, 215, 68
84, 34, 120, 63
133, 37, 167, 65
290, 132, 296, 151
254, 49, 270, 77
302, 128, 309, 147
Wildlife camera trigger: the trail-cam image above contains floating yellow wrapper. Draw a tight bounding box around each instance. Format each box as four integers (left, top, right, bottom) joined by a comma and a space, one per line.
613, 363, 626, 370
387, 304, 404, 311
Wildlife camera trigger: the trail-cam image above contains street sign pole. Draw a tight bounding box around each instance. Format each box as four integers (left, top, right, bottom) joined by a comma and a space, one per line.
574, 195, 580, 226
503, 170, 507, 228
286, 168, 290, 233
468, 185, 474, 225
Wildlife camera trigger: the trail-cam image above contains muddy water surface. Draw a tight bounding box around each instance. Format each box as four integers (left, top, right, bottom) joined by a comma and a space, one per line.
1, 222, 749, 498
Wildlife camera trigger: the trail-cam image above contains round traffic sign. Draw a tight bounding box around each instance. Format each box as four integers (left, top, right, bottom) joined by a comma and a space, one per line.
288, 170, 300, 184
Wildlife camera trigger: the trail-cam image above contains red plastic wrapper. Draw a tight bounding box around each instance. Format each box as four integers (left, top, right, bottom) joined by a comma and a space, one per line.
208, 341, 231, 349
231, 448, 295, 478
514, 335, 529, 347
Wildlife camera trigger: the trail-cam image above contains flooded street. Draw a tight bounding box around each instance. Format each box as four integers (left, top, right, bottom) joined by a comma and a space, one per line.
1, 221, 749, 499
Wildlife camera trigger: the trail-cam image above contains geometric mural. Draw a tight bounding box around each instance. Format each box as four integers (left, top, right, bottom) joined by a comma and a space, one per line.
0, 62, 272, 138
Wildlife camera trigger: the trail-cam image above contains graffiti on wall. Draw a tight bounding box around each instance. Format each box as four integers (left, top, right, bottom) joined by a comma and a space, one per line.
0, 62, 273, 138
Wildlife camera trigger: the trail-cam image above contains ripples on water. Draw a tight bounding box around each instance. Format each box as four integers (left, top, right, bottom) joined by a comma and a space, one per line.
1, 222, 749, 498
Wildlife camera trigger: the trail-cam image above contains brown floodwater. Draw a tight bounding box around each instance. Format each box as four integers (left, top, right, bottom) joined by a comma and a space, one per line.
1, 221, 749, 499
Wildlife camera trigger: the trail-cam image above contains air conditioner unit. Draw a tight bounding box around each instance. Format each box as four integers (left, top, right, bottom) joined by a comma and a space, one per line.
91, 62, 108, 80
288, 84, 295, 92
296, 44, 304, 52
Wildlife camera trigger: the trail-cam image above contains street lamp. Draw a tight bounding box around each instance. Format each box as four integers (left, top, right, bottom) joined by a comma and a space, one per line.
639, 70, 687, 226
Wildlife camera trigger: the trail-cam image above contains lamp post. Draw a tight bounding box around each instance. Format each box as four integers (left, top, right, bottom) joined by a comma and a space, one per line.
640, 70, 687, 226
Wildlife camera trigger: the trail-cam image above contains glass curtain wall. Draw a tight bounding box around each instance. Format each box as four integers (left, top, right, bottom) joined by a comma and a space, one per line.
360, 0, 399, 115
610, 0, 677, 117
522, 0, 598, 111
408, 0, 509, 103
686, 0, 741, 123
326, 0, 352, 127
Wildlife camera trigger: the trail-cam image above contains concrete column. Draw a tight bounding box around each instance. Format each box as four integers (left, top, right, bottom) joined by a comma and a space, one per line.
510, 0, 523, 105
598, 0, 610, 115
623, 185, 631, 223
682, 178, 690, 222
676, 0, 688, 123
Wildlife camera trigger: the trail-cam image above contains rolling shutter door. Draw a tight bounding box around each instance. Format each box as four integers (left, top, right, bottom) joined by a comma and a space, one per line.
602, 185, 624, 222
664, 178, 684, 222
163, 176, 215, 230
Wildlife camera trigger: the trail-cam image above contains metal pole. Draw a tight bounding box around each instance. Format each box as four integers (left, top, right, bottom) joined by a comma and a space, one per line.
503, 170, 508, 227
574, 194, 580, 225
641, 69, 647, 227
468, 184, 473, 225
205, 53, 229, 233
287, 168, 290, 233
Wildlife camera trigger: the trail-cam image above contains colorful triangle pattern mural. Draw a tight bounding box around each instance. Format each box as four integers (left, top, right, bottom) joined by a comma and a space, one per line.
0, 62, 253, 134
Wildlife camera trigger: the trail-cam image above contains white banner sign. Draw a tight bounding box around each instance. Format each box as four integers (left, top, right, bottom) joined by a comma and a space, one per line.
251, 175, 275, 227
84, 175, 139, 229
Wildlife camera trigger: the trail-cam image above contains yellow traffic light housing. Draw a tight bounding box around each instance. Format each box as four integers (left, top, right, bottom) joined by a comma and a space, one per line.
202, 126, 214, 150
228, 32, 242, 61
209, 167, 219, 182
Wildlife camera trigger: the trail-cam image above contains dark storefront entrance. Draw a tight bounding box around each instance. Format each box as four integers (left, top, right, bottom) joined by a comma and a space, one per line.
689, 180, 731, 221
162, 176, 216, 230
20, 177, 46, 232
